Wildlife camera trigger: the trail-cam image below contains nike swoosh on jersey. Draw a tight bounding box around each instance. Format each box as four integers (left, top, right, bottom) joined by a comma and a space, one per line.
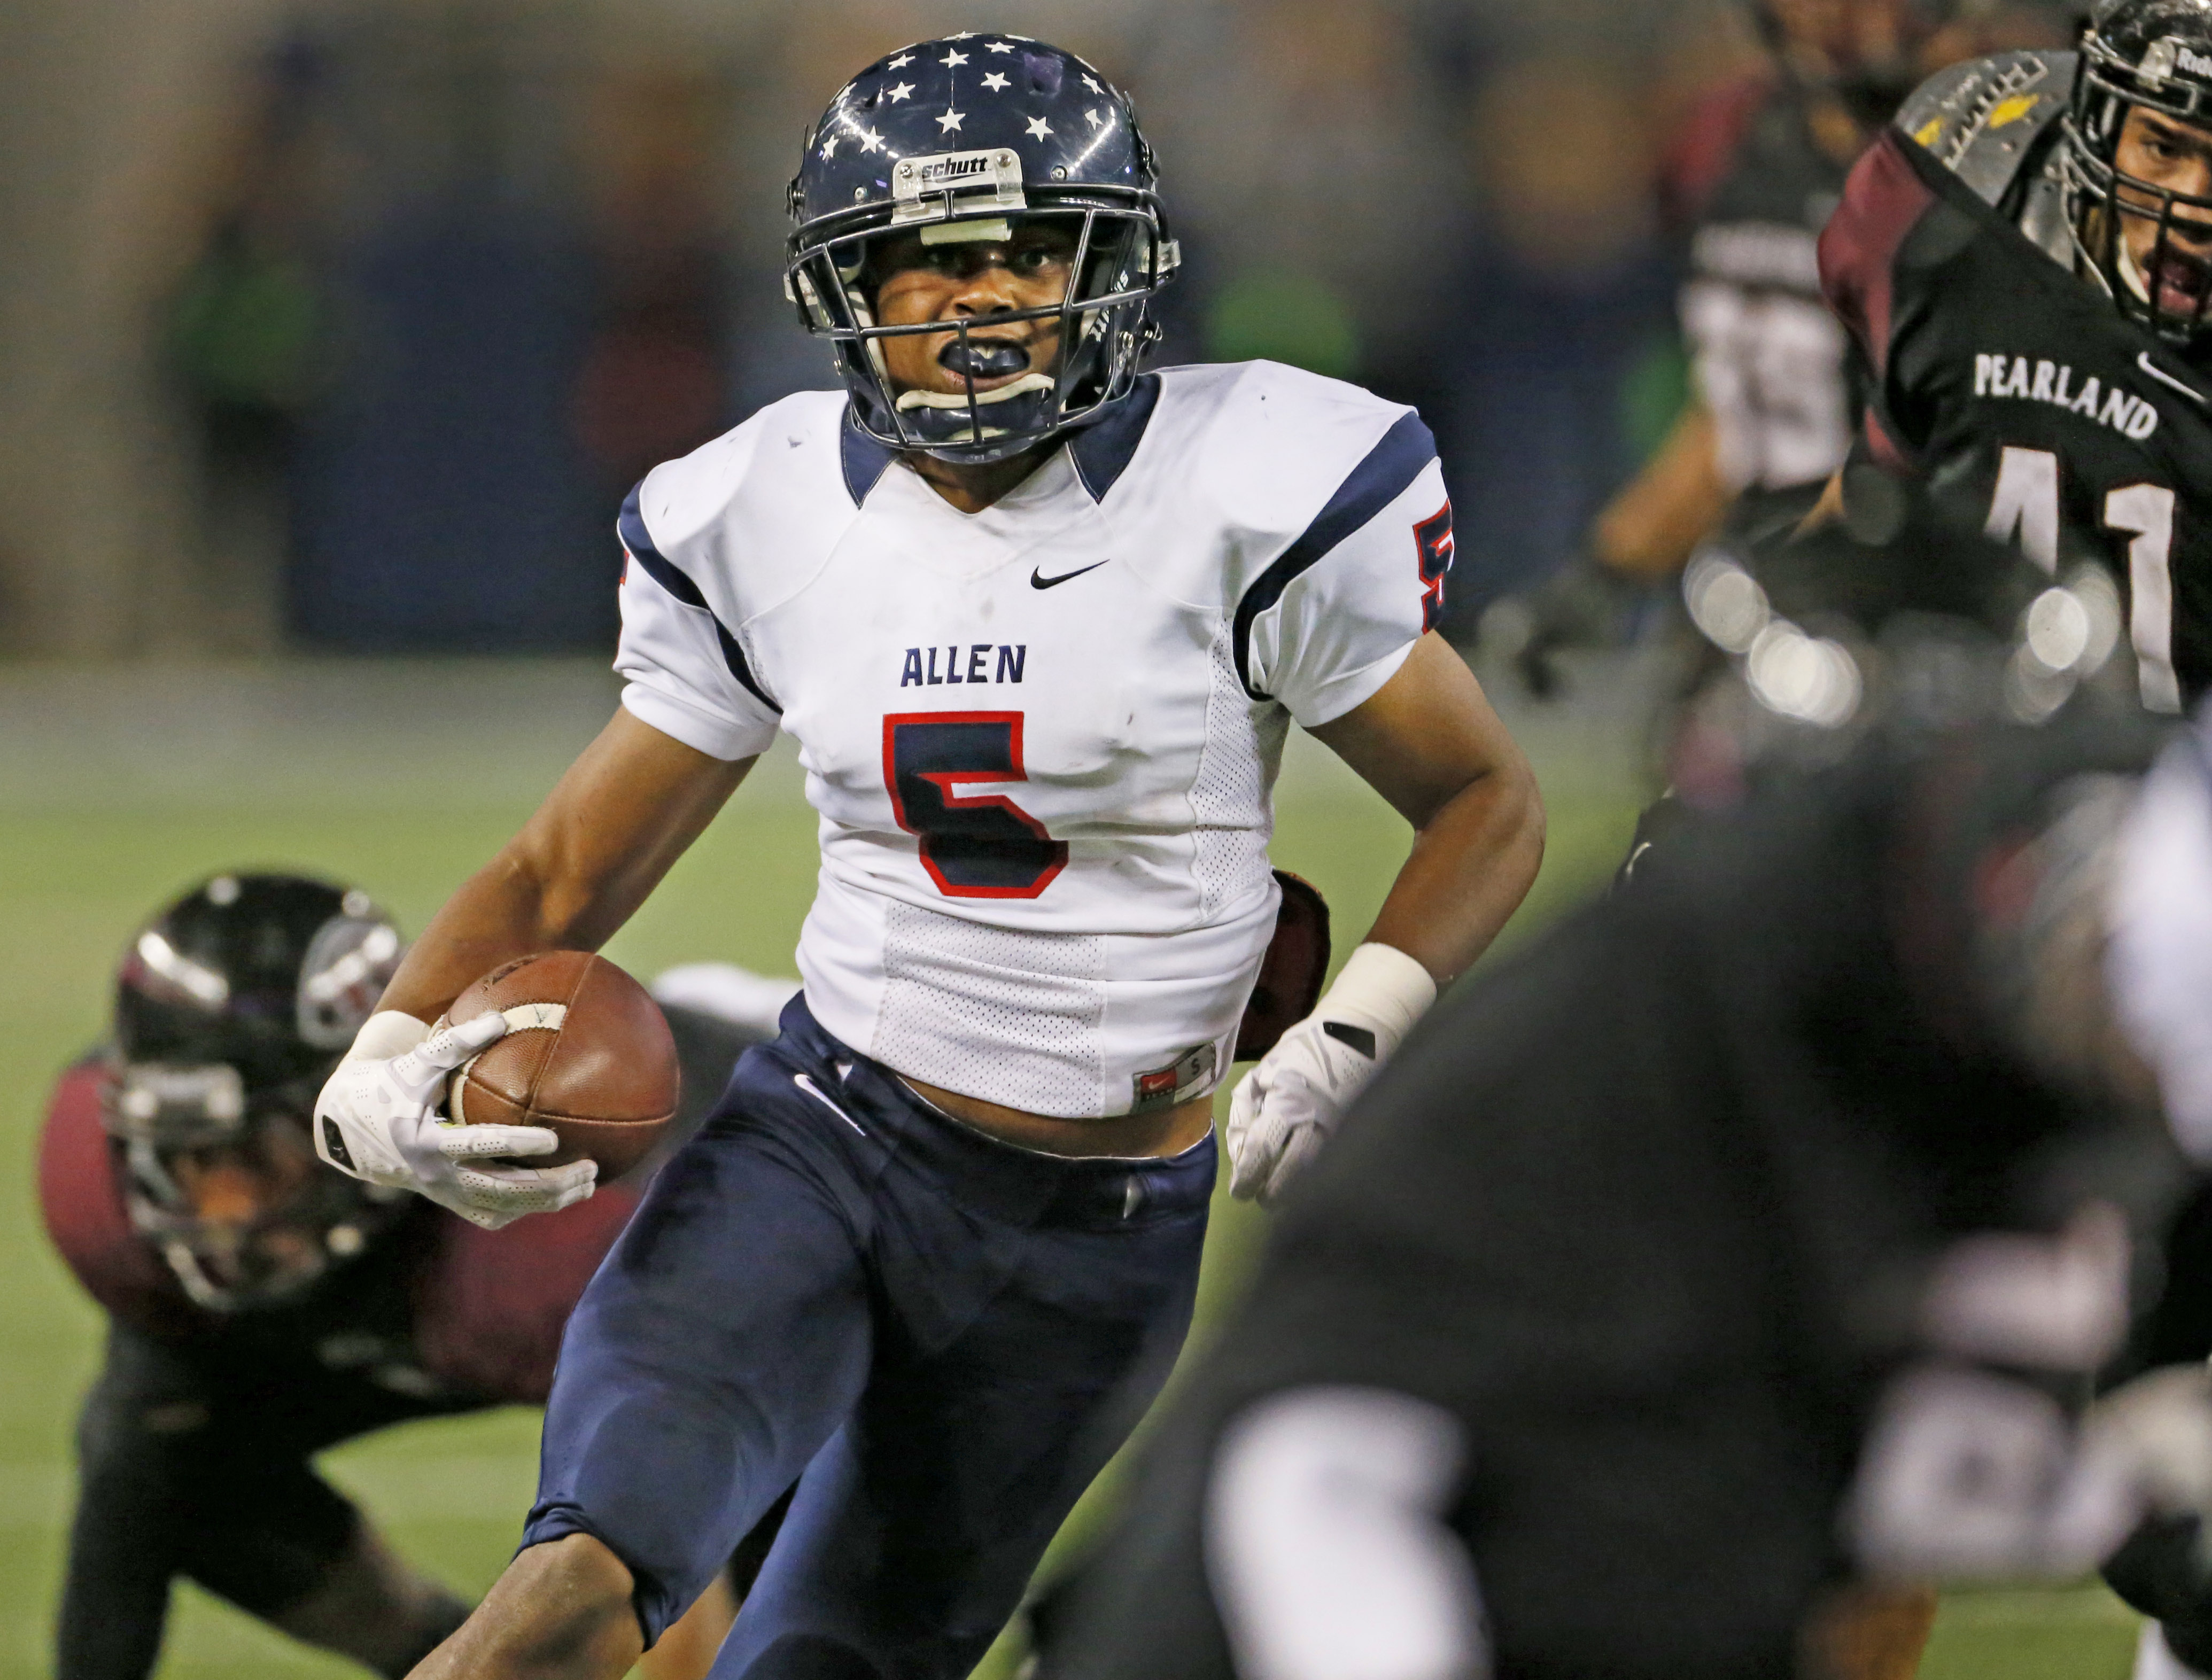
2139, 352, 2209, 409
794, 1074, 865, 1135
1030, 559, 1111, 590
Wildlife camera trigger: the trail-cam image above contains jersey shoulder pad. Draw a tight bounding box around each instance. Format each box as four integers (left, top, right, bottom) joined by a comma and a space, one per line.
635, 390, 847, 549
630, 390, 851, 610
1160, 360, 1426, 512
1896, 50, 2075, 207
1147, 361, 1438, 613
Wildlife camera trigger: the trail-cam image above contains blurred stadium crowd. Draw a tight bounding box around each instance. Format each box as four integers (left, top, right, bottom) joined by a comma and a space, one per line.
0, 0, 1769, 658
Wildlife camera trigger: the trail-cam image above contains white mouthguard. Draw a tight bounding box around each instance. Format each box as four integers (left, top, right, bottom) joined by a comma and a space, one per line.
895, 372, 1054, 410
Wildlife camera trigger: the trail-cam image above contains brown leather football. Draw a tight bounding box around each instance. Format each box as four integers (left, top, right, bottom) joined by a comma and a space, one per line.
1234, 869, 1332, 1062
442, 951, 679, 1180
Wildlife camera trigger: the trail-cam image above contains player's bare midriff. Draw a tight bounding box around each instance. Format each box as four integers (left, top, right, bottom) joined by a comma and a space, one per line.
901, 1076, 1215, 1160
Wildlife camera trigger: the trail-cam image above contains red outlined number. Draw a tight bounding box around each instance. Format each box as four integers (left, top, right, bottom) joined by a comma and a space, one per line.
1414, 503, 1454, 634
882, 712, 1068, 899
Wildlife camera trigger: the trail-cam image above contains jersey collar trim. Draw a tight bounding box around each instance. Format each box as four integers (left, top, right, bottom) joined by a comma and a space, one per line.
841, 414, 899, 507
837, 375, 1165, 510
1068, 374, 1163, 503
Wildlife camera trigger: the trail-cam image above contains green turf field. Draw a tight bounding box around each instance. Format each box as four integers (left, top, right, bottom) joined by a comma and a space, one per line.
0, 660, 2148, 1678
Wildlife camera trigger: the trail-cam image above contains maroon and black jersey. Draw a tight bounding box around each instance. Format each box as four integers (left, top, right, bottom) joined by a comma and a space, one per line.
1669, 74, 1865, 531
1821, 49, 2212, 712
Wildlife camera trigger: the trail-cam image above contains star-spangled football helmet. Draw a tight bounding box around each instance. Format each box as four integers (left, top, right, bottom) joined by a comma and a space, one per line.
785, 34, 1179, 462
108, 873, 410, 1310
2065, 0, 2212, 341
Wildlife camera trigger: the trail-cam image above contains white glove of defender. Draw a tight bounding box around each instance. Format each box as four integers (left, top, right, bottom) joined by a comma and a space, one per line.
1227, 943, 1437, 1207
314, 1009, 598, 1231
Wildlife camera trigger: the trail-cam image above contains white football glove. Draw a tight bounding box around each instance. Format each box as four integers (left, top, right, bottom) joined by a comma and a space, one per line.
1227, 943, 1437, 1207
314, 1009, 598, 1231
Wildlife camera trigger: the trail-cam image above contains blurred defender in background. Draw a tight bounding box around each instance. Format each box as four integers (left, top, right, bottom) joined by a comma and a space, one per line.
36, 873, 785, 1680
1821, 0, 2212, 716
1512, 0, 2079, 695
1816, 17, 2212, 1662
1035, 634, 2212, 1680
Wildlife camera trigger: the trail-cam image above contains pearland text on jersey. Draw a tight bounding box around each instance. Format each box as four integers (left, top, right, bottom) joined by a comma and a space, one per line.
1973, 353, 2160, 440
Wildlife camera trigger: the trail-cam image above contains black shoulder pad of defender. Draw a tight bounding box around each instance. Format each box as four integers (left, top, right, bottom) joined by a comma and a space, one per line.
1896, 50, 2077, 207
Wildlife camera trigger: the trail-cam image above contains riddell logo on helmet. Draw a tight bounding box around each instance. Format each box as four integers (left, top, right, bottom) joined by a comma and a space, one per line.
2180, 45, 2212, 81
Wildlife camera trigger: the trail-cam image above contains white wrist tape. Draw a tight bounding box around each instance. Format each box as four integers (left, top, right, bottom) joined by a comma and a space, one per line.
1314, 944, 1437, 1057
348, 1010, 431, 1063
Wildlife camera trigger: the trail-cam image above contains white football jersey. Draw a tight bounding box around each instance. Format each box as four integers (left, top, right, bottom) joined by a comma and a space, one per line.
615, 361, 1453, 1118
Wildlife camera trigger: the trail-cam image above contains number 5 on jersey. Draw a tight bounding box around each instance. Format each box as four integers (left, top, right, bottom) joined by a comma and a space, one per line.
883, 713, 1068, 899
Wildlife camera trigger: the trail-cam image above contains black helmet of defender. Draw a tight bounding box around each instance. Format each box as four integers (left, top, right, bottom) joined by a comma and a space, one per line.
785, 34, 1178, 462
109, 873, 407, 1310
2066, 0, 2212, 341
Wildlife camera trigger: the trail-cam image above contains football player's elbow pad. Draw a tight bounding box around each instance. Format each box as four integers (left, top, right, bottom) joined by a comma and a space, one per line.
1225, 943, 1436, 1207
313, 1009, 597, 1231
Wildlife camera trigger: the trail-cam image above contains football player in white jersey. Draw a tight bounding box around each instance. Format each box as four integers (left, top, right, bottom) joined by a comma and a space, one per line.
312, 35, 1543, 1680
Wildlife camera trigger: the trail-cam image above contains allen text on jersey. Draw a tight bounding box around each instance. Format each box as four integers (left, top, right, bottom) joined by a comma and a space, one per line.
901, 644, 1028, 687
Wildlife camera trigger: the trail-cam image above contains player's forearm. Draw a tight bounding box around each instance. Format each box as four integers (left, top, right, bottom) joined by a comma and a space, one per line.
376, 853, 588, 1024
377, 711, 752, 1023
1589, 403, 1727, 582
1363, 759, 1544, 988
1310, 636, 1545, 987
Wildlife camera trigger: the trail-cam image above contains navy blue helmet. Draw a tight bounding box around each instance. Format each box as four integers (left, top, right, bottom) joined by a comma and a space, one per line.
785, 34, 1178, 462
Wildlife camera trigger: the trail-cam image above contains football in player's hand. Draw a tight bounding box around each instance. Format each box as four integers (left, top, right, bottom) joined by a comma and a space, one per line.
442, 951, 679, 1180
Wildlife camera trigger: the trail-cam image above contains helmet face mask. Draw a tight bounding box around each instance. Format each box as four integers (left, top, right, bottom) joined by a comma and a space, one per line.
2066, 0, 2212, 343
108, 874, 408, 1311
784, 38, 1178, 464
107, 1075, 400, 1311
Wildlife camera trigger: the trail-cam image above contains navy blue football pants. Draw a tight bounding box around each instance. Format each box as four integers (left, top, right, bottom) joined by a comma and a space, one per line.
523, 998, 1216, 1679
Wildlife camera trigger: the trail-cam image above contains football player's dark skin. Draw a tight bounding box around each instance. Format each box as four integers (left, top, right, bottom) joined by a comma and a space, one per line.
870, 220, 1082, 515
393, 220, 1545, 1680
2114, 106, 2212, 321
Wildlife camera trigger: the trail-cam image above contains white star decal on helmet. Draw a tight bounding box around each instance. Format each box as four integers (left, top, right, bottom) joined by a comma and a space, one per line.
981, 71, 1010, 91
820, 136, 837, 159
937, 107, 966, 133
949, 30, 976, 39
1085, 108, 1103, 127
987, 41, 1015, 53
1082, 73, 1104, 94
887, 81, 914, 102
888, 53, 914, 68
941, 49, 968, 67
860, 129, 884, 152
1026, 115, 1052, 139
